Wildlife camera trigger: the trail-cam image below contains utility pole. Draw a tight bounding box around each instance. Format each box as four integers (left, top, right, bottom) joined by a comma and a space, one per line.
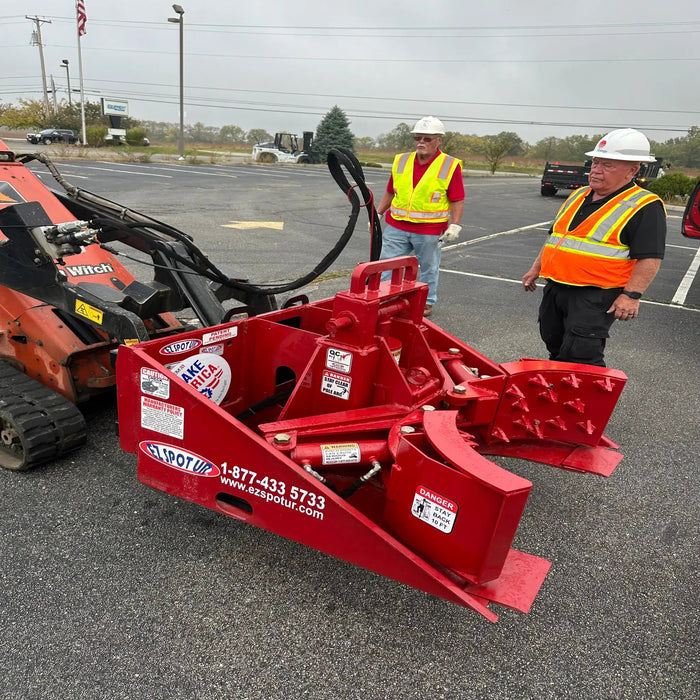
26, 16, 52, 118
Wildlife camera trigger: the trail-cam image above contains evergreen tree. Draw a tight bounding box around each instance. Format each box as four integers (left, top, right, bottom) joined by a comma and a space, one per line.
310, 105, 355, 163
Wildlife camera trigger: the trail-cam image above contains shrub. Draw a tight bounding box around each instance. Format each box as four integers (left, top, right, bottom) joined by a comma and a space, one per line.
85, 125, 107, 146
126, 127, 148, 146
647, 172, 696, 200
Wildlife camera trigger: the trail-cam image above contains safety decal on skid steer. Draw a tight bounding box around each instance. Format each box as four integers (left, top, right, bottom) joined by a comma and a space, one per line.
411, 485, 458, 534
75, 300, 103, 324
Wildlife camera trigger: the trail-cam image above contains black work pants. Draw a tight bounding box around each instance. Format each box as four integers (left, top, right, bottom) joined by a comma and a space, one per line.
538, 281, 622, 367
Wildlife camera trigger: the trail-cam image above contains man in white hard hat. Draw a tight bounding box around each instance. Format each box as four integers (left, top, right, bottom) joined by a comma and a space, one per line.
522, 128, 666, 366
375, 116, 464, 316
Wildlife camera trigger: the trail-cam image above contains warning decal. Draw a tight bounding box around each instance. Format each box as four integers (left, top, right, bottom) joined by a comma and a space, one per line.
140, 367, 170, 399
320, 442, 361, 465
320, 370, 351, 400
74, 300, 104, 324
411, 485, 458, 534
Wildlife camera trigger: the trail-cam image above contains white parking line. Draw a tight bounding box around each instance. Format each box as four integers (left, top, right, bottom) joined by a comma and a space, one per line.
30, 170, 90, 180
442, 220, 553, 251
116, 164, 239, 179
672, 245, 700, 305
440, 268, 700, 312
74, 164, 172, 178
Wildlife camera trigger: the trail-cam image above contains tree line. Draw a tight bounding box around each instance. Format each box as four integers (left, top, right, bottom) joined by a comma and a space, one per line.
375, 123, 700, 171
1, 98, 698, 170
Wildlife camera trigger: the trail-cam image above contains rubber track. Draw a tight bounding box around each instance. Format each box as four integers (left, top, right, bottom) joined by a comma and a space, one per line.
0, 362, 87, 470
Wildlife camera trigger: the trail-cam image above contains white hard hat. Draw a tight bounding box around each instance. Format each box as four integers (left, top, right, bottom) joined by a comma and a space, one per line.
411, 116, 445, 135
585, 128, 656, 163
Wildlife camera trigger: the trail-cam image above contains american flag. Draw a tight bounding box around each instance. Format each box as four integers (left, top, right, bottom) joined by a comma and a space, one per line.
77, 0, 87, 37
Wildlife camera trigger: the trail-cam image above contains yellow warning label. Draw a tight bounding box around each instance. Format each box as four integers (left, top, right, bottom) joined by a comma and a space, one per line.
75, 300, 104, 325
123, 338, 140, 346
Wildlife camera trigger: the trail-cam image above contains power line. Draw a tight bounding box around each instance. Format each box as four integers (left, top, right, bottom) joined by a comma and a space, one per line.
71, 78, 699, 117
6, 14, 700, 38
44, 87, 688, 133
24, 44, 700, 63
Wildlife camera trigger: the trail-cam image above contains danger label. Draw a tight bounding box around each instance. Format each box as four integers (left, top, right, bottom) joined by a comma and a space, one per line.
320, 371, 351, 400
140, 367, 170, 399
411, 485, 458, 534
326, 348, 352, 373
321, 442, 361, 465
140, 396, 184, 439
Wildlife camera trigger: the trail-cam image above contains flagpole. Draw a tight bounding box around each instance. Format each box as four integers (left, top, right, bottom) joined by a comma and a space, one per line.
76, 1, 87, 145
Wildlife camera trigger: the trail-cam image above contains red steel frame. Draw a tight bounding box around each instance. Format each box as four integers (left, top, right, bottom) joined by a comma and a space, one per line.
117, 257, 627, 621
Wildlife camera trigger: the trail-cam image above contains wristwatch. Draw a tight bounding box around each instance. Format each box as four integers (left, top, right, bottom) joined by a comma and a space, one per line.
622, 290, 642, 299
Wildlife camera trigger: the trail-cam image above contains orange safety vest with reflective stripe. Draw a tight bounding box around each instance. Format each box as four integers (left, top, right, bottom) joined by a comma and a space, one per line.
389, 151, 461, 223
540, 184, 664, 288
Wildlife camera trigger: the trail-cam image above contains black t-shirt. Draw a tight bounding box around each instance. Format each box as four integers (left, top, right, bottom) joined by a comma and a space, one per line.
557, 183, 666, 259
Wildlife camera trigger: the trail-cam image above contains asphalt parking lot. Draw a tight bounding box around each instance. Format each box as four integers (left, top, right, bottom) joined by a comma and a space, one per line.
1, 156, 698, 699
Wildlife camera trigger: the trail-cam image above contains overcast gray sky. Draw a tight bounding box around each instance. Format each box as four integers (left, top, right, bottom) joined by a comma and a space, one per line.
3, 1, 699, 144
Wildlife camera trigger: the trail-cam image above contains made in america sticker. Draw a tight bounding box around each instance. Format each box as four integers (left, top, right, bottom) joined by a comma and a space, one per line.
320, 370, 351, 400
411, 485, 458, 533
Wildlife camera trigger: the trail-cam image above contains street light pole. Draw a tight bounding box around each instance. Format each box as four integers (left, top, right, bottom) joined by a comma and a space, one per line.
168, 5, 185, 160
61, 59, 72, 107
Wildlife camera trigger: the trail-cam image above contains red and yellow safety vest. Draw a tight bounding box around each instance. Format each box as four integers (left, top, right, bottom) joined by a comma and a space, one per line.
541, 185, 664, 288
390, 151, 461, 223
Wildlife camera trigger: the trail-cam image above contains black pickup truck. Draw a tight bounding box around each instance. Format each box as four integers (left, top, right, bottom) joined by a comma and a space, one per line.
540, 158, 665, 196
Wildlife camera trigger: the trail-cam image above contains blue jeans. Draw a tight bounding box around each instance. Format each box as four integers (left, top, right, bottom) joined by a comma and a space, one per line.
379, 224, 441, 306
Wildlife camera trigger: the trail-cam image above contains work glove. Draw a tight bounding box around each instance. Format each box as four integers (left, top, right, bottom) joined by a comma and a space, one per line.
439, 224, 461, 244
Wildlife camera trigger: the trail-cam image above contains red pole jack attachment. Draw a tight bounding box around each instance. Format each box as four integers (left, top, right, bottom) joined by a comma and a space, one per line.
117, 257, 627, 621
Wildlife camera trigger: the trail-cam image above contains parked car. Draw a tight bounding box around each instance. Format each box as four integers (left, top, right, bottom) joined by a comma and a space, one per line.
26, 128, 79, 145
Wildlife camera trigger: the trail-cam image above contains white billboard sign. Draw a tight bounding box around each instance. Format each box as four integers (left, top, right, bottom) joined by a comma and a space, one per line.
101, 98, 129, 117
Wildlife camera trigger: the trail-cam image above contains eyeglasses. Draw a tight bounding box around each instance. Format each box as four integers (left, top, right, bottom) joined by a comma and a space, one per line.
413, 136, 437, 143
